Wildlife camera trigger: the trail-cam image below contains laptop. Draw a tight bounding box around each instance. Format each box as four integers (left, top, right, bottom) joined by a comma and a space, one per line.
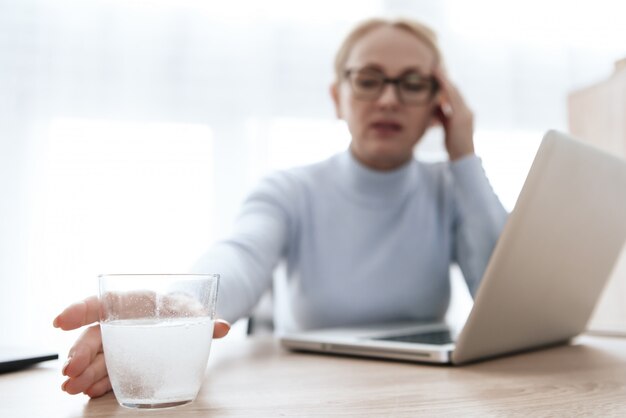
280, 130, 626, 365
0, 347, 58, 373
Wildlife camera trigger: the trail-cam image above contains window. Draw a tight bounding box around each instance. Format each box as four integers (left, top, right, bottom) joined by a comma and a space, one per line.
29, 118, 213, 346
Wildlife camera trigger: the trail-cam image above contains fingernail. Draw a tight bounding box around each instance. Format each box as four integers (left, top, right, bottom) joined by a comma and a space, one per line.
52, 317, 59, 328
62, 357, 71, 376
61, 378, 69, 392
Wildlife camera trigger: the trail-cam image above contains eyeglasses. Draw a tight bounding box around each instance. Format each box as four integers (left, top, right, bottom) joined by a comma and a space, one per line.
344, 67, 439, 105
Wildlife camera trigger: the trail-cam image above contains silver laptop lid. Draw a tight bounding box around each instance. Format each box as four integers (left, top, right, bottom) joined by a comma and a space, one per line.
452, 130, 626, 364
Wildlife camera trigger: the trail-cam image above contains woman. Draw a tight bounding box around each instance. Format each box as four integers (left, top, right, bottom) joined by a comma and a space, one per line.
53, 17, 507, 398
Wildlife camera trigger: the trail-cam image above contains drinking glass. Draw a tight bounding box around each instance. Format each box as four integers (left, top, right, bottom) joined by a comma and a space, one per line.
98, 274, 219, 409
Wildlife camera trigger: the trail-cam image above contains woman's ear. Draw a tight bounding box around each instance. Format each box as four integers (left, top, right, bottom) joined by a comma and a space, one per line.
428, 101, 442, 127
428, 93, 445, 127
330, 83, 342, 119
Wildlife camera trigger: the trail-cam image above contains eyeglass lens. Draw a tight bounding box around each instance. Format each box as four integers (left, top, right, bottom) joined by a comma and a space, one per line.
347, 69, 437, 104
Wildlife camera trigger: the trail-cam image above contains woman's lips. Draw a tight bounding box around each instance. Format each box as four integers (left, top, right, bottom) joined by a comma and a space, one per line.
370, 121, 403, 136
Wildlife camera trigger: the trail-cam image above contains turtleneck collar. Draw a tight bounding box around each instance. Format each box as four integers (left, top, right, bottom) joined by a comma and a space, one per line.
333, 149, 419, 207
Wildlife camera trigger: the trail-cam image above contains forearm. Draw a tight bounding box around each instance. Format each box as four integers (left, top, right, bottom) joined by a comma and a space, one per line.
191, 241, 277, 324
191, 193, 290, 324
451, 155, 508, 295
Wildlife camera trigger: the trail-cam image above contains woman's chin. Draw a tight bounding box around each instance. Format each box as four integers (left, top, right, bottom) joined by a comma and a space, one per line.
351, 139, 414, 170
362, 150, 412, 170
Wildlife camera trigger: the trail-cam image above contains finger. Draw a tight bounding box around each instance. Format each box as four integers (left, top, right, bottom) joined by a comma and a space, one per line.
428, 113, 442, 128
440, 102, 454, 119
84, 376, 113, 399
432, 106, 448, 126
434, 67, 466, 109
53, 296, 100, 330
213, 319, 231, 339
63, 352, 108, 395
434, 66, 454, 94
64, 324, 103, 379
432, 70, 453, 117
102, 290, 157, 319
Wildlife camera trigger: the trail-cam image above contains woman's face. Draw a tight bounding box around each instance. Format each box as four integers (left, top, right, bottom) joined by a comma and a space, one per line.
331, 26, 439, 171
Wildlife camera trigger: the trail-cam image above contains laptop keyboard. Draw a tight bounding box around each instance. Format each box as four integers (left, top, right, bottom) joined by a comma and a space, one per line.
375, 330, 454, 345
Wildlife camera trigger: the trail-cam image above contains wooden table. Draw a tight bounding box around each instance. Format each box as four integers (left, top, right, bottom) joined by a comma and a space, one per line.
2, 335, 626, 417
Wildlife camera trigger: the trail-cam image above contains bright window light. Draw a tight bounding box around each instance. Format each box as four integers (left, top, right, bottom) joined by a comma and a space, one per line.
267, 118, 351, 170
31, 118, 214, 347
474, 129, 544, 211
447, 0, 626, 51
136, 0, 385, 22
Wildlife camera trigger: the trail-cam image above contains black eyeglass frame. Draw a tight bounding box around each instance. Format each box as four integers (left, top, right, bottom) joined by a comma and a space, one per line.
343, 68, 440, 105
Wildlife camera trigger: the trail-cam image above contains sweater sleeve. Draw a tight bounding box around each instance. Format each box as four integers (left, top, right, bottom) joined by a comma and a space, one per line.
449, 154, 508, 297
190, 174, 292, 324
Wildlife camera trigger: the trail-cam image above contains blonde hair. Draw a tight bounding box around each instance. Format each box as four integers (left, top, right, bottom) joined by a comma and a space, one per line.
333, 18, 442, 83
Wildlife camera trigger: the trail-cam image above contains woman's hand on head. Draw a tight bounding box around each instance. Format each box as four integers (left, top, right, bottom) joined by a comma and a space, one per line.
432, 67, 475, 161
53, 295, 230, 398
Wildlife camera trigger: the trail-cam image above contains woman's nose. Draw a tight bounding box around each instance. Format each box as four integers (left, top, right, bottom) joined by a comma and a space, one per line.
376, 83, 401, 107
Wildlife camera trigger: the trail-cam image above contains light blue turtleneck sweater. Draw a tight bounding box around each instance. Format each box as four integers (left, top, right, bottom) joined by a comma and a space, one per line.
192, 150, 508, 332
